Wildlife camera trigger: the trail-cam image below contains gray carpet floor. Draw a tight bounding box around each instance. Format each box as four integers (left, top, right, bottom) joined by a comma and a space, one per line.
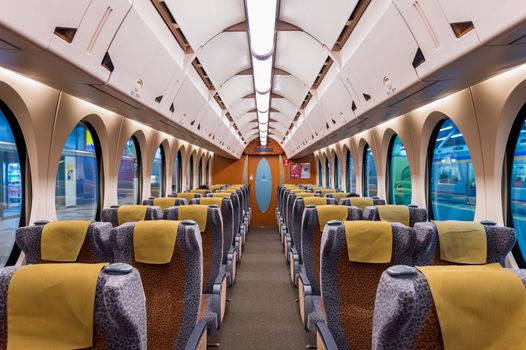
208, 226, 316, 349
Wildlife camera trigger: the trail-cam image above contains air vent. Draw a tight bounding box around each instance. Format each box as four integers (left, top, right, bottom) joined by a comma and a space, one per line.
412, 48, 425, 69
155, 95, 163, 103
53, 27, 77, 43
101, 52, 114, 72
152, 0, 193, 53
169, 103, 175, 113
351, 101, 357, 112
451, 21, 474, 38
333, 0, 372, 51
363, 93, 371, 101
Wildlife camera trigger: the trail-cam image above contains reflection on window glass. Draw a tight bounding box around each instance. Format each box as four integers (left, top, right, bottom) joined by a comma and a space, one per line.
117, 138, 140, 205
389, 135, 411, 205
346, 150, 356, 193
56, 122, 99, 220
318, 160, 322, 186
0, 110, 22, 266
510, 117, 526, 261
151, 146, 164, 197
364, 144, 377, 197
325, 158, 330, 188
189, 155, 194, 190
206, 161, 210, 185
430, 118, 475, 220
172, 151, 182, 193
198, 158, 203, 187
334, 156, 340, 190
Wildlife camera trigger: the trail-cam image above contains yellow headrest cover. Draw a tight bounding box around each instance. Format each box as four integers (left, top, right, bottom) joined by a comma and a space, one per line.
199, 197, 223, 208
231, 184, 244, 188
376, 205, 410, 226
213, 193, 231, 198
316, 205, 348, 230
290, 189, 304, 194
41, 221, 90, 262
303, 197, 328, 206
434, 221, 487, 264
295, 192, 315, 198
8, 263, 107, 349
317, 188, 333, 195
178, 205, 209, 232
349, 197, 374, 211
118, 205, 148, 225
133, 220, 180, 264
177, 193, 196, 202
344, 221, 392, 263
191, 189, 209, 194
220, 189, 237, 194
327, 192, 349, 200
416, 264, 526, 350
153, 197, 178, 210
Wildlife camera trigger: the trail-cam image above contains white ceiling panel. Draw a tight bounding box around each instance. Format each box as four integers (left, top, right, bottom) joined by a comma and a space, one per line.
166, 0, 245, 49
219, 75, 254, 109
279, 0, 357, 48
197, 32, 251, 87
230, 99, 257, 118
271, 98, 297, 120
275, 32, 328, 88
273, 75, 309, 107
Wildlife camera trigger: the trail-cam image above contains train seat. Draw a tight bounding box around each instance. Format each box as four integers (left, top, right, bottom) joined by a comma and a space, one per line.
173, 192, 202, 204
212, 192, 244, 258
315, 220, 415, 350
0, 263, 148, 349
314, 188, 337, 196
191, 197, 237, 286
296, 204, 361, 330
192, 189, 212, 196
109, 220, 207, 348
163, 205, 227, 333
101, 205, 162, 227
363, 205, 428, 227
325, 192, 352, 201
373, 264, 526, 350
282, 191, 318, 250
282, 188, 313, 242
220, 188, 248, 239
413, 221, 516, 266
16, 220, 113, 264
340, 197, 386, 210
229, 185, 249, 233
143, 197, 186, 210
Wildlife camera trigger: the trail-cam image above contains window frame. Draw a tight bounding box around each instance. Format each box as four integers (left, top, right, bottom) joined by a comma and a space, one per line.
318, 159, 322, 186
334, 154, 340, 190
363, 143, 377, 197
151, 144, 166, 197
1, 100, 30, 266
117, 135, 142, 205
189, 154, 194, 190
345, 148, 355, 194
426, 118, 446, 221
386, 134, 412, 205
325, 157, 330, 188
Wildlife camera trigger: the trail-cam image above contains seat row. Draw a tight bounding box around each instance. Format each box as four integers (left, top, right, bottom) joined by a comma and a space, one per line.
275, 184, 525, 350
0, 183, 250, 350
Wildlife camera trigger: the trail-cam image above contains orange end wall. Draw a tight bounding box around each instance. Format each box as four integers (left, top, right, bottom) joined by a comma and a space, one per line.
212, 155, 245, 185
283, 154, 316, 185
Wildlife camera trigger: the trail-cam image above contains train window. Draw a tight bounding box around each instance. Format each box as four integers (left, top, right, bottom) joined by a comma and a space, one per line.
198, 157, 203, 187
56, 122, 100, 221
151, 146, 165, 197
388, 135, 411, 205
172, 150, 182, 193
428, 118, 475, 220
325, 157, 330, 187
318, 159, 322, 186
334, 155, 340, 190
363, 143, 377, 197
0, 106, 26, 266
189, 154, 194, 190
346, 149, 356, 193
117, 137, 140, 205
206, 160, 210, 185
508, 107, 526, 265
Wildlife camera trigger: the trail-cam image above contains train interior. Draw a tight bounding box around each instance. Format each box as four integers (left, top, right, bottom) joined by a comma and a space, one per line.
0, 0, 525, 349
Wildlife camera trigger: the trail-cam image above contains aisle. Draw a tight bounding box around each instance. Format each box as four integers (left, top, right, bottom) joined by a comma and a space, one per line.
208, 226, 316, 349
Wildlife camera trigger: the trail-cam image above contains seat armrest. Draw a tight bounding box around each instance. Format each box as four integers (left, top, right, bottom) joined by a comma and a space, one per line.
226, 247, 237, 286
185, 320, 207, 350
284, 234, 292, 260
298, 272, 313, 329
289, 247, 300, 286
316, 321, 338, 350
234, 233, 242, 261
212, 271, 228, 327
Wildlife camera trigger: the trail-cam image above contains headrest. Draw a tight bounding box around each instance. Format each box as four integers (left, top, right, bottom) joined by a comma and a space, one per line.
153, 197, 178, 210
8, 263, 107, 349
178, 205, 209, 232
118, 205, 148, 225
208, 185, 222, 190
177, 193, 197, 202
199, 197, 223, 208
317, 205, 348, 230
349, 197, 374, 211
344, 221, 392, 263
191, 189, 209, 194
213, 193, 231, 198
416, 264, 526, 350
294, 192, 315, 198
328, 192, 349, 200
434, 221, 487, 264
377, 205, 410, 226
40, 221, 90, 262
303, 197, 329, 206
231, 184, 244, 188
290, 189, 305, 194
316, 188, 334, 195
220, 189, 237, 194
133, 220, 180, 264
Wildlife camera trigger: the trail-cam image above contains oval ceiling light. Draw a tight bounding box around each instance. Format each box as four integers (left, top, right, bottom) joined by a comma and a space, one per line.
252, 55, 273, 94
259, 123, 269, 133
246, 0, 278, 58
257, 111, 269, 124
256, 92, 270, 113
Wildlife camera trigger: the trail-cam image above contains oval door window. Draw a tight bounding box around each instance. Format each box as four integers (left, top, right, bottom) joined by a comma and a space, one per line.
255, 158, 272, 213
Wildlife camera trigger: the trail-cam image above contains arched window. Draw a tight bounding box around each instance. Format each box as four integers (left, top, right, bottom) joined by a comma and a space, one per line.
334, 155, 340, 190
151, 146, 165, 197
56, 122, 100, 221
117, 137, 140, 205
325, 157, 330, 188
198, 157, 203, 187
507, 104, 526, 266
363, 143, 377, 197
189, 154, 194, 190
428, 118, 475, 220
206, 159, 210, 185
172, 150, 182, 193
0, 103, 28, 266
318, 159, 322, 186
388, 134, 411, 205
346, 149, 356, 193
